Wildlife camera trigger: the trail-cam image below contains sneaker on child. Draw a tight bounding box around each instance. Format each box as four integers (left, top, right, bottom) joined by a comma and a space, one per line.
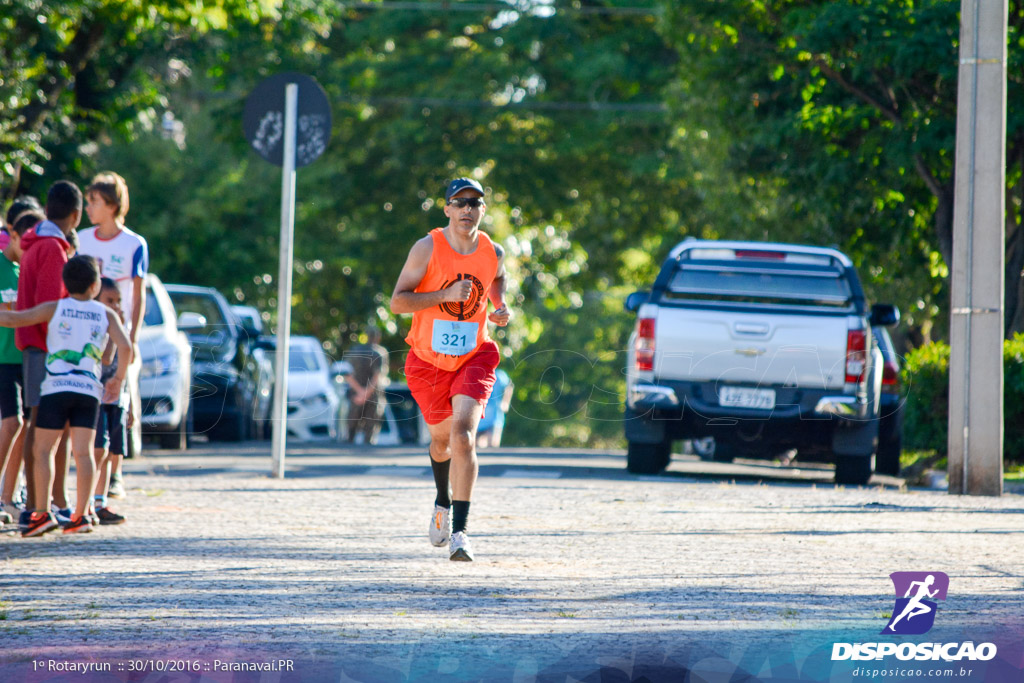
108, 473, 126, 499
51, 506, 73, 529
62, 516, 93, 534
22, 511, 58, 538
1, 501, 23, 523
96, 507, 125, 525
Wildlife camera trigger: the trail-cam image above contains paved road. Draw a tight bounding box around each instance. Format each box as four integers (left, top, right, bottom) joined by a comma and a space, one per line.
1, 443, 1022, 682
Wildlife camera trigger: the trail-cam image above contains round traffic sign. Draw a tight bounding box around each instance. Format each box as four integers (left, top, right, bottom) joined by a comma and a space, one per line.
243, 72, 332, 168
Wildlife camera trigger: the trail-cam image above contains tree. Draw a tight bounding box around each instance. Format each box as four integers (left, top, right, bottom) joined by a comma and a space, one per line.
667, 0, 1024, 340
91, 1, 781, 445
0, 0, 267, 203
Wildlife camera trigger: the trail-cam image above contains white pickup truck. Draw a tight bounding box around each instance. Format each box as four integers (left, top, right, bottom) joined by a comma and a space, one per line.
624, 240, 900, 485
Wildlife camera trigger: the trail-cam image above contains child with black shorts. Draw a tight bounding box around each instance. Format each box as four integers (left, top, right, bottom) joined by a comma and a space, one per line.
0, 255, 131, 537
90, 277, 127, 525
0, 208, 43, 524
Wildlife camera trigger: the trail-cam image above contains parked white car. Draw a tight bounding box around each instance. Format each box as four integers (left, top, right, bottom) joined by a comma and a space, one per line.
286, 336, 340, 440
139, 274, 196, 449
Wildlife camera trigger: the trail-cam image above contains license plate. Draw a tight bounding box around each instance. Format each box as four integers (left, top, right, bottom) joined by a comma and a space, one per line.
718, 386, 776, 409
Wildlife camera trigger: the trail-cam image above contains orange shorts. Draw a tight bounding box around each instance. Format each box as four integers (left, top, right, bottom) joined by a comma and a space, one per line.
405, 342, 499, 425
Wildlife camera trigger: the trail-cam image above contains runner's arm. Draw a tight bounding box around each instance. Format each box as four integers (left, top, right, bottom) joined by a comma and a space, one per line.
390, 237, 468, 313
487, 244, 511, 326
0, 301, 58, 327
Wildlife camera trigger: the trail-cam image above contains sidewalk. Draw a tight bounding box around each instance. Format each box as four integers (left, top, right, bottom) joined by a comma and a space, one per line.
1, 443, 1022, 681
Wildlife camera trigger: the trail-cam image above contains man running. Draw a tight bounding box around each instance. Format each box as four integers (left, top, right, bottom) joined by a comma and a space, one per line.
390, 178, 511, 561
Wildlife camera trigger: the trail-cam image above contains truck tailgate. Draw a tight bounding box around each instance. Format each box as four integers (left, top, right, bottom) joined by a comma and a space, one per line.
654, 306, 848, 390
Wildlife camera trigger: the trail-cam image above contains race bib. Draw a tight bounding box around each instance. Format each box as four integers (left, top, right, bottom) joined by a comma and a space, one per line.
431, 320, 478, 356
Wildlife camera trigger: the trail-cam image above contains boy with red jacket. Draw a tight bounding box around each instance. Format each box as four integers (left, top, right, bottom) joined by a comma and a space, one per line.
16, 181, 80, 519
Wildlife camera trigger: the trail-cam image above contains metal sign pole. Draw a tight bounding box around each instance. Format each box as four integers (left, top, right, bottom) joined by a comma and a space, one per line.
271, 83, 298, 478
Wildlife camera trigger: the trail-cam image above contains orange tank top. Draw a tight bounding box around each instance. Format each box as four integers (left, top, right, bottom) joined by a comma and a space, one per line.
406, 228, 499, 371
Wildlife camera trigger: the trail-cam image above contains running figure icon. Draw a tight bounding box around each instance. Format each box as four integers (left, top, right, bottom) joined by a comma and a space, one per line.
888, 574, 938, 631
882, 571, 949, 635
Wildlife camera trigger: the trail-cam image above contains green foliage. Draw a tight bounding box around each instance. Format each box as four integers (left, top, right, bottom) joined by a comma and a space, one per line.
85, 1, 779, 446
902, 336, 1024, 463
0, 0, 267, 199
664, 0, 1024, 342
8, 0, 1024, 448
901, 340, 951, 454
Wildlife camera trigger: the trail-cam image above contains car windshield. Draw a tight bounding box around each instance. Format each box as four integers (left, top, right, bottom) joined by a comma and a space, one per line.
142, 289, 163, 327
289, 347, 323, 373
667, 262, 852, 307
168, 292, 226, 334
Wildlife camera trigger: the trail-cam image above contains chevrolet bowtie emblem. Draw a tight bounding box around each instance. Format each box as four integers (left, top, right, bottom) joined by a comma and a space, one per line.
735, 347, 767, 357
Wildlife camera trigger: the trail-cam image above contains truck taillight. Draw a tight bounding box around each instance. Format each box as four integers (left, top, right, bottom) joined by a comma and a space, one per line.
882, 360, 900, 389
635, 317, 656, 372
845, 329, 867, 384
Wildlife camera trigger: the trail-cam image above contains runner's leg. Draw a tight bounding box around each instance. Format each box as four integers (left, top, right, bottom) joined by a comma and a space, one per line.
448, 395, 483, 504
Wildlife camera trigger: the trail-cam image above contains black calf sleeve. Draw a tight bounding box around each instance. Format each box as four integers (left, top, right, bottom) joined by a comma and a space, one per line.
452, 500, 470, 534
430, 456, 451, 508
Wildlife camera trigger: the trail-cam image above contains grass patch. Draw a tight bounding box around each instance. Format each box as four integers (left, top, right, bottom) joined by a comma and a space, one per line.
902, 450, 1024, 485
556, 611, 577, 619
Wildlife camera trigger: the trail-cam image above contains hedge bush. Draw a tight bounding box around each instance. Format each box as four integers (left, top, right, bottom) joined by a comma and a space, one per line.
902, 334, 1024, 463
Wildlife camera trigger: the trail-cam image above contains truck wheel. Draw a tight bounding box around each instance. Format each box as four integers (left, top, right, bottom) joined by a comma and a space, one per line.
835, 455, 873, 486
627, 440, 671, 474
875, 413, 902, 476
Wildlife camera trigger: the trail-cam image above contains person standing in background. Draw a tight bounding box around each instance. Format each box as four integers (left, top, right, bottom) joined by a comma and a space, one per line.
0, 207, 40, 524
344, 325, 389, 445
16, 181, 81, 527
78, 172, 147, 499
476, 367, 512, 449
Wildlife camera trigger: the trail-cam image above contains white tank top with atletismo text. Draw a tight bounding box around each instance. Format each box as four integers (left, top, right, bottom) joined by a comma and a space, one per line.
41, 298, 110, 400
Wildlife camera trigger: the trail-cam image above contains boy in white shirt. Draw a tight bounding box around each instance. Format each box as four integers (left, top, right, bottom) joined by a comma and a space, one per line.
79, 172, 148, 497
0, 255, 132, 536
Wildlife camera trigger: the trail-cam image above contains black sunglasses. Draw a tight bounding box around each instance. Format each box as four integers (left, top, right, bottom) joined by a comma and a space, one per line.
448, 197, 485, 209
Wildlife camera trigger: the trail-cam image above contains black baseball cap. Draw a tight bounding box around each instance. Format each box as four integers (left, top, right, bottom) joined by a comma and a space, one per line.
445, 177, 484, 201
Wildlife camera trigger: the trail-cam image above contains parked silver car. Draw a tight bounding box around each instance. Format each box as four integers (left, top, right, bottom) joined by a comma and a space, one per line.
139, 274, 196, 449
285, 336, 340, 441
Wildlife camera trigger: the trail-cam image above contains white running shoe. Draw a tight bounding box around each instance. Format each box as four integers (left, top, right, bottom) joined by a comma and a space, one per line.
429, 504, 451, 547
449, 531, 474, 562
0, 501, 22, 523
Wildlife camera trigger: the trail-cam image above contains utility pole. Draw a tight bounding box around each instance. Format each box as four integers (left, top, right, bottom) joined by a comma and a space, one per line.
948, 0, 1007, 496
